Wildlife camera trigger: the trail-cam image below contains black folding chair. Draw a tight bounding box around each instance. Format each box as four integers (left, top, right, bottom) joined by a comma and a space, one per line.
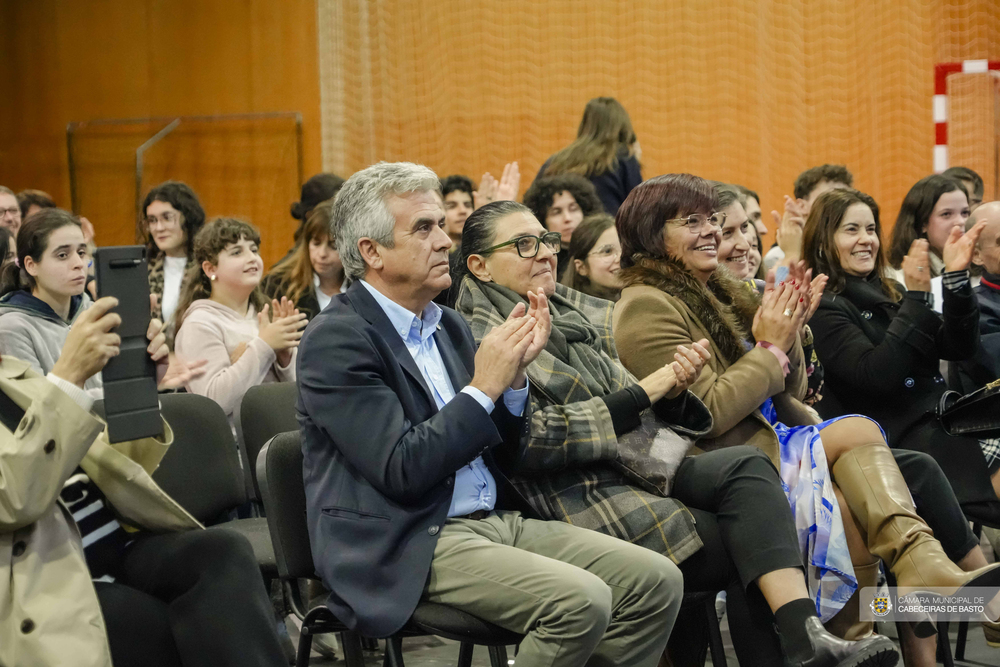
239, 382, 299, 504
256, 431, 524, 667
96, 393, 276, 575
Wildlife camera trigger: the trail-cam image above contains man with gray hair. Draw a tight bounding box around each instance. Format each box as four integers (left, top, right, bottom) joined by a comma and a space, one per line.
297, 161, 682, 665
0, 186, 21, 237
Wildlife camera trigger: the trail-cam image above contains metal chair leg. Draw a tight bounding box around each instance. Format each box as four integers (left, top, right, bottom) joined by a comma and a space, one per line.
384, 635, 405, 667
457, 642, 475, 667
487, 645, 509, 667
296, 625, 314, 667
341, 631, 367, 667
937, 621, 954, 667
704, 596, 728, 667
955, 620, 970, 660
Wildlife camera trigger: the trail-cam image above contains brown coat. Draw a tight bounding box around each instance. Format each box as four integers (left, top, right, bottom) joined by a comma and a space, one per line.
612, 257, 816, 467
0, 356, 200, 667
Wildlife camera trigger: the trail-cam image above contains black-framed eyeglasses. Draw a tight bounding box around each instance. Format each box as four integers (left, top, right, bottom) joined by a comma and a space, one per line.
483, 231, 562, 258
666, 212, 727, 233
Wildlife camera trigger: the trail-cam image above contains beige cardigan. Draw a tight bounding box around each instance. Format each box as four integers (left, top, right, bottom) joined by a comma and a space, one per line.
613, 283, 814, 467
0, 356, 199, 667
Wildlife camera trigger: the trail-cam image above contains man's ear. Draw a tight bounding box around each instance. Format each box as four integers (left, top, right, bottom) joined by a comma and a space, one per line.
466, 254, 492, 283
972, 243, 983, 268
573, 258, 589, 277
358, 238, 384, 271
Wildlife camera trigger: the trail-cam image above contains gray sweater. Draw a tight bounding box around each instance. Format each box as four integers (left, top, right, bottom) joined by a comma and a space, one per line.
0, 291, 101, 395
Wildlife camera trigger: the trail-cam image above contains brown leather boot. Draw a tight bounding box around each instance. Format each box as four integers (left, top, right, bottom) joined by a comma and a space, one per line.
826, 561, 880, 641
832, 444, 1000, 633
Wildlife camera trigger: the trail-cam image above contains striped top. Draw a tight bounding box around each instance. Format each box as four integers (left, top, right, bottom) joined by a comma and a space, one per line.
60, 469, 132, 581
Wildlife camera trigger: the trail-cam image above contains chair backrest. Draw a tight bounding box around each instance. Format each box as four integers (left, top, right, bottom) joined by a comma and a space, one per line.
239, 383, 299, 501
257, 430, 315, 580
114, 393, 246, 523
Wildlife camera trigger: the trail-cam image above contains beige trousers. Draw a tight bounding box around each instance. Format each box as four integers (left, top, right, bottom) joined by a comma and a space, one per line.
423, 511, 683, 667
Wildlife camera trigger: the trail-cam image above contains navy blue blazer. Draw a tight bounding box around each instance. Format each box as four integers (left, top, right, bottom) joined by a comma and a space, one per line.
296, 281, 528, 637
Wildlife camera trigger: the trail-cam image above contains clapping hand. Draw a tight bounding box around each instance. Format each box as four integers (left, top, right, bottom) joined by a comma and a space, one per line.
517, 290, 551, 374
470, 305, 537, 400
473, 162, 520, 208
772, 196, 808, 263
146, 312, 208, 390
901, 239, 932, 293
257, 297, 308, 366
943, 219, 986, 273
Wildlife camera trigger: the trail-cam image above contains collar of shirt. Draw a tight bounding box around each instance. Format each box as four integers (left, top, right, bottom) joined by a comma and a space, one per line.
359, 280, 442, 344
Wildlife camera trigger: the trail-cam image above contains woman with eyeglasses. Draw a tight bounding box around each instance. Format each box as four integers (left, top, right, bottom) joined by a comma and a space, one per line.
613, 174, 1000, 660
559, 213, 623, 301
141, 181, 206, 345
453, 200, 896, 667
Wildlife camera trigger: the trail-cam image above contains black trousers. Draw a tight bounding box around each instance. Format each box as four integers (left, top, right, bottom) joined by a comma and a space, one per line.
892, 449, 979, 562
669, 446, 803, 666
95, 529, 286, 667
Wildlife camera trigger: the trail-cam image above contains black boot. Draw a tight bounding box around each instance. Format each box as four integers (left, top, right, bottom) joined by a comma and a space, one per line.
778, 616, 899, 667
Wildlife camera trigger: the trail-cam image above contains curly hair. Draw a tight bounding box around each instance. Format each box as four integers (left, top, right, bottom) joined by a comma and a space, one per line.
141, 181, 206, 260
523, 174, 602, 226
174, 217, 267, 331
793, 165, 853, 201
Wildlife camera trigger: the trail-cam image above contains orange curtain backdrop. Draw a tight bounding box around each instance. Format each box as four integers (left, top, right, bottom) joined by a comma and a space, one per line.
318, 0, 1000, 238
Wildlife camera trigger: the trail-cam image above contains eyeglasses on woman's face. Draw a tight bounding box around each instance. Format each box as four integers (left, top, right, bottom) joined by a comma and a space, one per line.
484, 231, 563, 258
145, 210, 181, 229
587, 244, 622, 261
666, 212, 727, 234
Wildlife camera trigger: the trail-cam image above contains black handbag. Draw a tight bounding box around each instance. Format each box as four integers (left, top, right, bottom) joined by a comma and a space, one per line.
937, 378, 1000, 438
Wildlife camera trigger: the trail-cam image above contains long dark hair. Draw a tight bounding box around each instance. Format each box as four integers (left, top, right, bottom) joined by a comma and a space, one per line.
888, 175, 966, 268
174, 217, 267, 332
560, 213, 619, 299
266, 200, 340, 307
802, 188, 899, 301
141, 181, 206, 260
0, 209, 82, 296
0, 226, 12, 269
545, 97, 639, 178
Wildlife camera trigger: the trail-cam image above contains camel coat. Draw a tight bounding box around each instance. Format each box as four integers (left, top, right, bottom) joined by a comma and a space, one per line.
0, 356, 200, 667
612, 258, 815, 468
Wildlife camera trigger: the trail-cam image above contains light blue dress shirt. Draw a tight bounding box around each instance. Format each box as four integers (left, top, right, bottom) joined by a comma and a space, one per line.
359, 281, 528, 517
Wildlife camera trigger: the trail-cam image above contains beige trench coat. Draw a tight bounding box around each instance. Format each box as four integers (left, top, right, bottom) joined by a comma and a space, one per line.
0, 356, 201, 667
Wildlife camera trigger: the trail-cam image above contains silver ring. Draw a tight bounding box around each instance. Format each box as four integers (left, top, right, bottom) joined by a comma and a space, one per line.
783, 308, 794, 318
917, 266, 925, 272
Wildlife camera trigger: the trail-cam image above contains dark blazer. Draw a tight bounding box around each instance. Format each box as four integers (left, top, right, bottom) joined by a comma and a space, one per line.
810, 274, 979, 441
958, 272, 1000, 388
296, 282, 527, 637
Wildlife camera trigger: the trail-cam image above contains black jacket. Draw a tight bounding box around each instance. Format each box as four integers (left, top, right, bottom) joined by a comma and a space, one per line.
296, 282, 527, 637
261, 274, 323, 321
958, 271, 1000, 389
810, 274, 980, 443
